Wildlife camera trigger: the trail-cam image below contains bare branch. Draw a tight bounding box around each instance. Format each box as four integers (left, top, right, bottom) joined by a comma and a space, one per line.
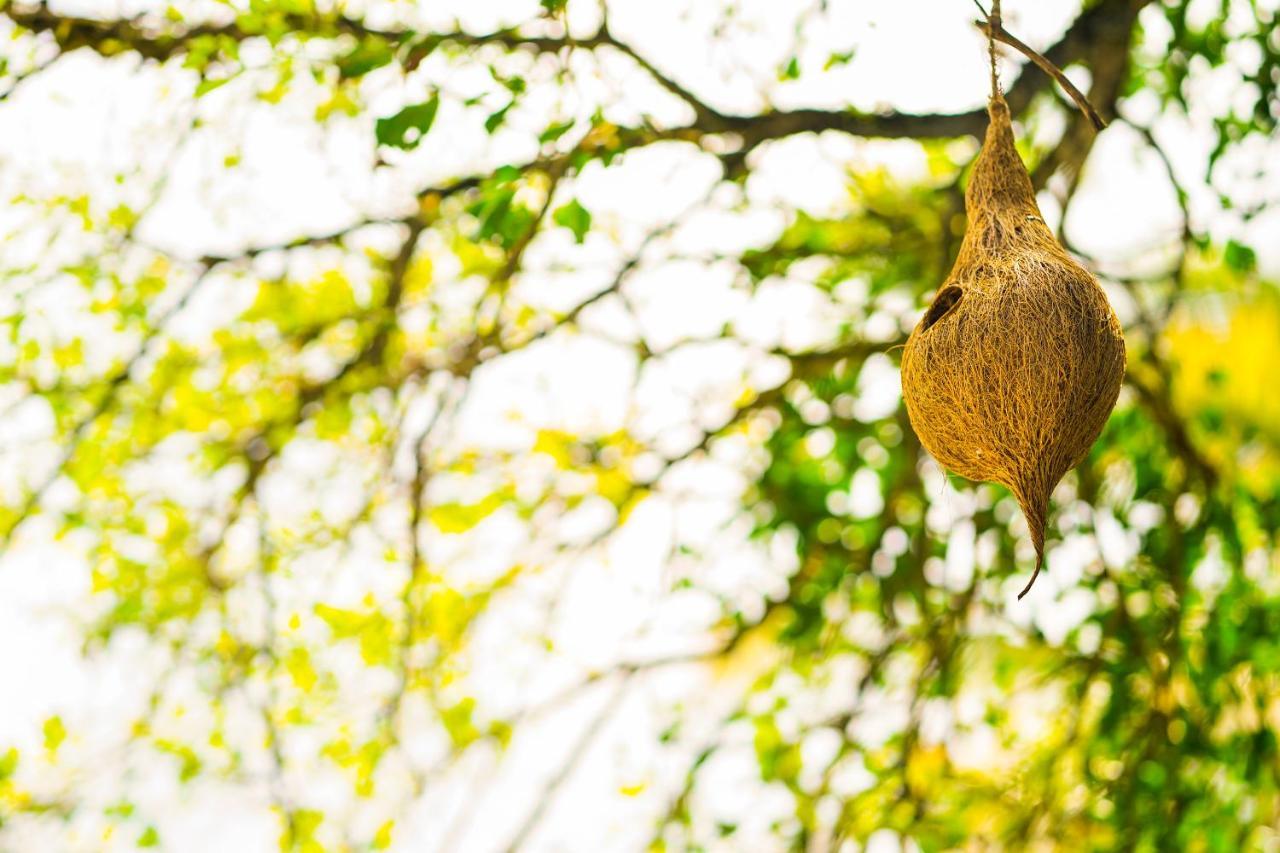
1121, 118, 1194, 246
976, 17, 1106, 131
500, 676, 631, 853
5, 0, 1153, 151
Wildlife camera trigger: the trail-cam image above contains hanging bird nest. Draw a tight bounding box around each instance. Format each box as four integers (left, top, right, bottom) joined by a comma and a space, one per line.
900, 4, 1125, 598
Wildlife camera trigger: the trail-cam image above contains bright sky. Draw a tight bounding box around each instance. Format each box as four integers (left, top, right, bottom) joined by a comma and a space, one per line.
1, 0, 1277, 851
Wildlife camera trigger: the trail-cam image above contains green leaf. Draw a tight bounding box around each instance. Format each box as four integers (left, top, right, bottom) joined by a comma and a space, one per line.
553, 199, 592, 244
470, 188, 515, 242
405, 34, 444, 67
779, 56, 800, 81
1224, 239, 1256, 272
375, 95, 441, 150
823, 49, 856, 70
492, 165, 521, 184
194, 75, 234, 97
484, 102, 514, 134
338, 38, 394, 79
0, 748, 18, 779
539, 119, 576, 144
105, 800, 135, 819
137, 826, 160, 848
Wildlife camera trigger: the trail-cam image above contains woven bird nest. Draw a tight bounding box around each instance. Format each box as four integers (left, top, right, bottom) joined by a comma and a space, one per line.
900, 91, 1125, 597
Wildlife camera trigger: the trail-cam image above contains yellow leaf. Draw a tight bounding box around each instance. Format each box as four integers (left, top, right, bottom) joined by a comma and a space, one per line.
43, 717, 66, 755
429, 488, 510, 534
533, 429, 575, 468
373, 821, 394, 850
285, 647, 317, 692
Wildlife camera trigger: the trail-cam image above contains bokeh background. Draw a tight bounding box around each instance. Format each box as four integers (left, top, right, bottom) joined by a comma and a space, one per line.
1, 0, 1279, 850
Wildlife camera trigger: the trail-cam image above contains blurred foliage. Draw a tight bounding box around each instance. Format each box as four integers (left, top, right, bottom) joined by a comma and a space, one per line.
0, 0, 1278, 851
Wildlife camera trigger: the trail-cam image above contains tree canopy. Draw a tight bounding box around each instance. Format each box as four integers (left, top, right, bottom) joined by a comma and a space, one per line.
0, 0, 1278, 850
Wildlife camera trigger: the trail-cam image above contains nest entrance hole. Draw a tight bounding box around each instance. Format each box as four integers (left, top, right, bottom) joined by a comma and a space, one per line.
922, 286, 964, 331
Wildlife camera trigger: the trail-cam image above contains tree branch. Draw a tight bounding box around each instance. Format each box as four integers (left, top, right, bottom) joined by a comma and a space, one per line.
1030, 0, 1147, 189
500, 676, 631, 853
975, 16, 1106, 131
6, 0, 1153, 152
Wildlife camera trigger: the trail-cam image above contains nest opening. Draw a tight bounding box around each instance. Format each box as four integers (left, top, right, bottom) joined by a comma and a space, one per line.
921, 286, 964, 331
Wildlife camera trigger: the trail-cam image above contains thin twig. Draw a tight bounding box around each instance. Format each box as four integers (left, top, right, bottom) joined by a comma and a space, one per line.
500, 676, 631, 852
1121, 118, 1192, 244
975, 16, 1107, 131
987, 0, 1001, 100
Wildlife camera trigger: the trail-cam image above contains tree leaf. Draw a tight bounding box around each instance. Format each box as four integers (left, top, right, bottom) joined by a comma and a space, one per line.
1224, 239, 1257, 272
539, 118, 576, 144
553, 199, 592, 244
337, 38, 394, 79
43, 716, 66, 754
375, 95, 441, 149
484, 102, 513, 134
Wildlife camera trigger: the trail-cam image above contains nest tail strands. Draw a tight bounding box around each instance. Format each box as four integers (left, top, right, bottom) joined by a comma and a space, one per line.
899, 90, 1125, 599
